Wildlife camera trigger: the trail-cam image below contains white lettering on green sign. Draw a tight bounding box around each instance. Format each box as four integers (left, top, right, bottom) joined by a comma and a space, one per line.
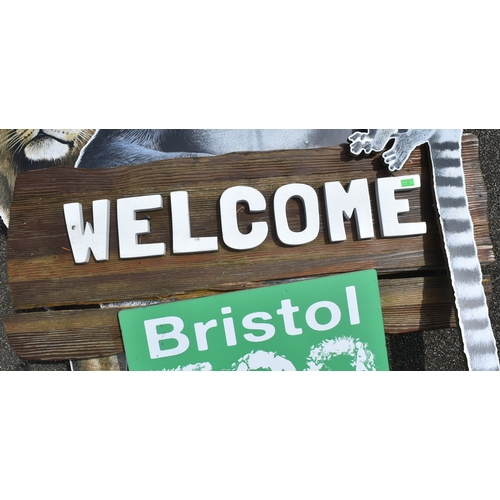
144, 287, 359, 360
118, 270, 389, 371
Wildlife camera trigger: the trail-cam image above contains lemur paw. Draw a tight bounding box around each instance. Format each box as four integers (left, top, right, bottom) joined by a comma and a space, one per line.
349, 132, 374, 155
382, 141, 411, 171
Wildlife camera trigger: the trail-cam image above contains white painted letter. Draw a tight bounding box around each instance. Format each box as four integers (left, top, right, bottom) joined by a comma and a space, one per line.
117, 195, 166, 259
63, 200, 110, 264
346, 286, 360, 325
277, 299, 303, 336
171, 191, 218, 254
376, 175, 427, 237
194, 319, 218, 352
324, 179, 374, 241
274, 183, 320, 246
221, 307, 237, 348
305, 301, 341, 331
145, 316, 189, 359
220, 186, 268, 250
243, 312, 276, 342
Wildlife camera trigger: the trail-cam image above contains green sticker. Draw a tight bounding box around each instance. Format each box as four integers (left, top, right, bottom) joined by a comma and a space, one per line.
118, 270, 389, 371
401, 178, 415, 188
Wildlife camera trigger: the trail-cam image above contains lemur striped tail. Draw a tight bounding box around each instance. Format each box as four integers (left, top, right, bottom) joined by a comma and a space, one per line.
429, 132, 499, 371
349, 129, 500, 370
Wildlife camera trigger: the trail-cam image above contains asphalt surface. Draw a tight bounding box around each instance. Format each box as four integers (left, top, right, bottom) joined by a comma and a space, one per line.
1, 129, 499, 371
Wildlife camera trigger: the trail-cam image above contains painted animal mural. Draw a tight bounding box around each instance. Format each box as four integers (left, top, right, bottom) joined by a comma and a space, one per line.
0, 129, 95, 226
1, 129, 498, 370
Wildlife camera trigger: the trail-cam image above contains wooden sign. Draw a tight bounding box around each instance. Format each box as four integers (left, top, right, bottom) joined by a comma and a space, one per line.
3, 133, 494, 360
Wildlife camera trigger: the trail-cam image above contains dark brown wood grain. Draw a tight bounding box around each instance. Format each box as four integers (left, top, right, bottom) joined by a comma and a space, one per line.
3, 133, 495, 360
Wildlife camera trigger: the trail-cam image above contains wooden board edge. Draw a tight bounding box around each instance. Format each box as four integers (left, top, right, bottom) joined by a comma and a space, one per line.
3, 274, 493, 361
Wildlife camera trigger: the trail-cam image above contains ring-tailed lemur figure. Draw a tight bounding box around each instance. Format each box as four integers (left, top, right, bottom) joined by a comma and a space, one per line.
349, 129, 500, 371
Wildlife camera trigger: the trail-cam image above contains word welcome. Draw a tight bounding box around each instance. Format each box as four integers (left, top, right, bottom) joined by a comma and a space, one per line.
63, 175, 426, 264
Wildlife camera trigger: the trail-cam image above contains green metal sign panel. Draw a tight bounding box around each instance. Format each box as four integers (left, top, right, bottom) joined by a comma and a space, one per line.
118, 270, 389, 371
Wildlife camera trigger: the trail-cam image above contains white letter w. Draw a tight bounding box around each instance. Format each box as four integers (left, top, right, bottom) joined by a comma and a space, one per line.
63, 200, 110, 263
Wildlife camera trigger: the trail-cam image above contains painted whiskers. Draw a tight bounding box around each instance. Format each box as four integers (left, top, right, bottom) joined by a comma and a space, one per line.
349, 129, 500, 371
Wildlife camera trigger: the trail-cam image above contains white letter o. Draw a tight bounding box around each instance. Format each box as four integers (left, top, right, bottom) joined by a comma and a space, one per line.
305, 301, 341, 331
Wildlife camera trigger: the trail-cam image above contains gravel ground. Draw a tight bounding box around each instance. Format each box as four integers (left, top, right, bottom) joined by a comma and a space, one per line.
1, 129, 498, 371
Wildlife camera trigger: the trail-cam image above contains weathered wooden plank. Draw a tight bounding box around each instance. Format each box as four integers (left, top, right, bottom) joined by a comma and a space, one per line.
7, 134, 493, 310
4, 274, 491, 361
4, 308, 123, 360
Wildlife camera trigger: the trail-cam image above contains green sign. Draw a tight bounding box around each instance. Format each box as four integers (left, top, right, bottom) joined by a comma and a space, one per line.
118, 270, 389, 371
